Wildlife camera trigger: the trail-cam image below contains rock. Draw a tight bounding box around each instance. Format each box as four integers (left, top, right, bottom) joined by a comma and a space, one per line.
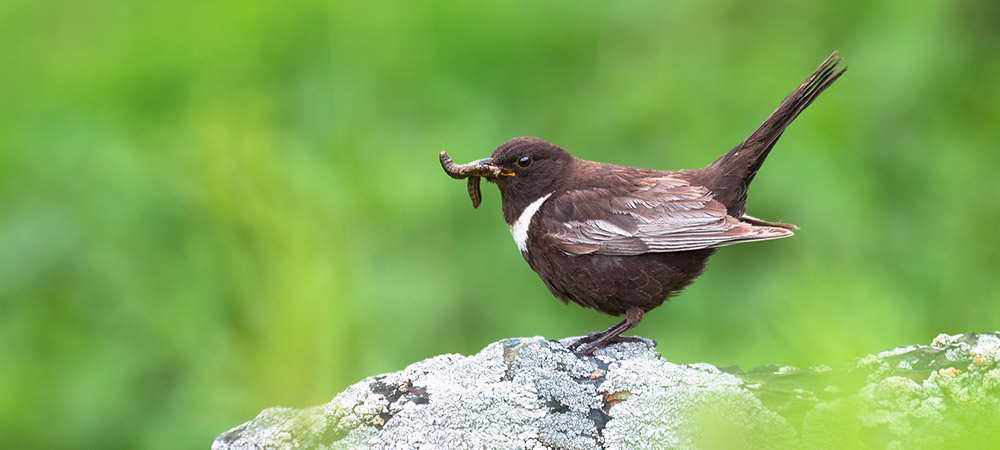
214, 333, 1000, 449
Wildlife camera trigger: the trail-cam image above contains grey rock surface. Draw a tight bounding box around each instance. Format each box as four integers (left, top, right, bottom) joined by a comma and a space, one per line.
214, 332, 1000, 449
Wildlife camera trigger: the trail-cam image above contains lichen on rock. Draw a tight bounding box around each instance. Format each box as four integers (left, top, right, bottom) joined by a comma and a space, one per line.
214, 332, 1000, 450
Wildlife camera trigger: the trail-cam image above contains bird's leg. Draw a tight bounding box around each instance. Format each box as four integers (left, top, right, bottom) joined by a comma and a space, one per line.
572, 307, 645, 356
571, 319, 629, 346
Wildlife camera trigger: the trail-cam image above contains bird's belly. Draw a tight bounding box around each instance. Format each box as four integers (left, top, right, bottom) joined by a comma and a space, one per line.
525, 248, 715, 317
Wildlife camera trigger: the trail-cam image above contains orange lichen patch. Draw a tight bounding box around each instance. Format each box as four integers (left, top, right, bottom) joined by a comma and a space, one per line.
603, 391, 631, 411
503, 349, 516, 365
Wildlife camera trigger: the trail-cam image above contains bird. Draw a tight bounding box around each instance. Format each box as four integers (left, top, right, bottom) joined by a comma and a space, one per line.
440, 52, 845, 355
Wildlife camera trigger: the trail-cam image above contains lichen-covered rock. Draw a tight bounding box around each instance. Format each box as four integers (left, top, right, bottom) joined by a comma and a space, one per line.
797, 333, 1000, 449
214, 332, 1000, 450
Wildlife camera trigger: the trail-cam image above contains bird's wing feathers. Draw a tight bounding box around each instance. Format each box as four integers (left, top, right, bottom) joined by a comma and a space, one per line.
539, 176, 793, 256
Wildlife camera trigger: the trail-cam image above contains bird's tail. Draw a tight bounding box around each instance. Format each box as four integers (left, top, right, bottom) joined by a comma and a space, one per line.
706, 52, 846, 216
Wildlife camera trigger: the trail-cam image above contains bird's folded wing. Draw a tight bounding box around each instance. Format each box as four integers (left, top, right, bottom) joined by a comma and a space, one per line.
539, 177, 793, 256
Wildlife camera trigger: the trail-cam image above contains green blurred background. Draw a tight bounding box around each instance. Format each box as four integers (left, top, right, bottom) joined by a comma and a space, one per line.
2, 0, 999, 447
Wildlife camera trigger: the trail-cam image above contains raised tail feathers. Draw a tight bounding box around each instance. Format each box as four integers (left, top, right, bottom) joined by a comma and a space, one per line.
708, 52, 846, 216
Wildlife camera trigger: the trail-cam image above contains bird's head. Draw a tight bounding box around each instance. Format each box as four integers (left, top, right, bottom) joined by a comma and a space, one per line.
486, 137, 574, 192
440, 137, 575, 223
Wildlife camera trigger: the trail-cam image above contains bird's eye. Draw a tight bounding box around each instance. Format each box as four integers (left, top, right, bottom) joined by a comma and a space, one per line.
517, 155, 532, 168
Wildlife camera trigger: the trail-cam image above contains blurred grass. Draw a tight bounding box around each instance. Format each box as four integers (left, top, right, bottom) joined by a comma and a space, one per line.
1, 0, 999, 448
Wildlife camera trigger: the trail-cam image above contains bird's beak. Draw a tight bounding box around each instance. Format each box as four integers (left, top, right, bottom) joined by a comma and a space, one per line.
439, 152, 515, 179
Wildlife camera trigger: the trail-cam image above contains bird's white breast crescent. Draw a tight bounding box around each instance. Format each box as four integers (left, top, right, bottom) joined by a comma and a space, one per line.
510, 192, 553, 253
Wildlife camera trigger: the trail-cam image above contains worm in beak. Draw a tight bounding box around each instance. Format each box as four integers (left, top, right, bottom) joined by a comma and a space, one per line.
439, 151, 514, 208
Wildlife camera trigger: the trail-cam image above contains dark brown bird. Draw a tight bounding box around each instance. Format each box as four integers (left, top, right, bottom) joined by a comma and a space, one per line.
440, 52, 845, 355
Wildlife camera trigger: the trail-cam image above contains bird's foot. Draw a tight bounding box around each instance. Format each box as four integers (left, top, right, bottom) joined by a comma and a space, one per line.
569, 334, 647, 356
568, 331, 605, 346
567, 308, 646, 356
